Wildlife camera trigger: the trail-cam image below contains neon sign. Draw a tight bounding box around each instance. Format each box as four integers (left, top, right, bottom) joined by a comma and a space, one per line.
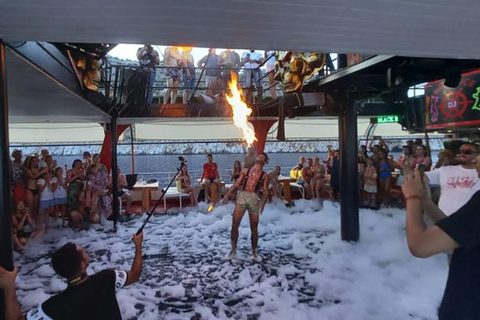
376, 115, 399, 123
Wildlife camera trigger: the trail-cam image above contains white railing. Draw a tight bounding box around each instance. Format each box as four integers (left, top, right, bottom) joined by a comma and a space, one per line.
136, 166, 294, 187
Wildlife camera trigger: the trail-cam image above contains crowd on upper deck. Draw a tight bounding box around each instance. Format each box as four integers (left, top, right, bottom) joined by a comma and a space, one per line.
137, 45, 278, 105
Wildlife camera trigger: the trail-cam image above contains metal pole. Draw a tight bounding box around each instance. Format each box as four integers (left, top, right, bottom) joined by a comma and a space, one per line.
130, 125, 135, 174
339, 93, 359, 241
111, 117, 119, 228
0, 39, 14, 316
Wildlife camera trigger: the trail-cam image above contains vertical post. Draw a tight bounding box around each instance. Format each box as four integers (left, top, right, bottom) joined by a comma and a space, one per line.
339, 93, 359, 241
0, 39, 14, 315
111, 117, 119, 228
130, 125, 135, 174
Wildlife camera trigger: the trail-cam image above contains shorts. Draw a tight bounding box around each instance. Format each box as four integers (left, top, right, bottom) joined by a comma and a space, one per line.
364, 185, 377, 194
117, 191, 126, 197
39, 199, 55, 211
236, 191, 261, 215
166, 68, 181, 80
54, 197, 67, 206
203, 178, 220, 184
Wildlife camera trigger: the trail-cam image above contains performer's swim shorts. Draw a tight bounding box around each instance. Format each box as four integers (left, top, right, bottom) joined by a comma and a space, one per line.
236, 191, 261, 215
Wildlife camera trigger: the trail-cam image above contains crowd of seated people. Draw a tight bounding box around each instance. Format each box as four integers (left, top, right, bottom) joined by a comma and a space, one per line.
9, 149, 132, 252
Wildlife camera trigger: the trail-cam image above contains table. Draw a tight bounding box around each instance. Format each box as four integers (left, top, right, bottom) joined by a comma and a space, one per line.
133, 182, 159, 212
278, 176, 297, 203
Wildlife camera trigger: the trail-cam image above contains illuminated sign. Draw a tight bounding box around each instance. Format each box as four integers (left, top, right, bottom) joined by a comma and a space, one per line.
373, 115, 399, 123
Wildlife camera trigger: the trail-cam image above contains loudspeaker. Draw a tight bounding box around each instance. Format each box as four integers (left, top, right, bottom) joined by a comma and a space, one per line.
118, 68, 148, 110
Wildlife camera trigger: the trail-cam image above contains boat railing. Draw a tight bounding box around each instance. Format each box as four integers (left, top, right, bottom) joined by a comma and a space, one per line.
134, 166, 294, 187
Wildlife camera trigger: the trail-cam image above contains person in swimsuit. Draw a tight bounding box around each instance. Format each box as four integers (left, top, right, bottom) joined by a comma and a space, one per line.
268, 165, 285, 202
24, 156, 48, 219
376, 149, 395, 207
176, 164, 197, 207
363, 158, 378, 207
310, 156, 326, 199
231, 161, 242, 182
412, 145, 432, 171
52, 167, 69, 227
11, 149, 25, 204
164, 46, 183, 104
228, 161, 242, 201
222, 153, 270, 261
82, 151, 92, 171
301, 158, 315, 198
12, 201, 43, 251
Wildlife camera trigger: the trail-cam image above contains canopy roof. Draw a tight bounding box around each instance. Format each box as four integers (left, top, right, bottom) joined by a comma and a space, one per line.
6, 48, 110, 123
1, 0, 480, 59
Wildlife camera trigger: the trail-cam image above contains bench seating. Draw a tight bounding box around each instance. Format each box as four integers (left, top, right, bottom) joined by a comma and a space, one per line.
161, 188, 191, 210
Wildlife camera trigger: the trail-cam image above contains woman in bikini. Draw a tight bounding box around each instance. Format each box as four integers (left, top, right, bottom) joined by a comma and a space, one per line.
176, 164, 197, 207
310, 156, 326, 199
24, 156, 47, 219
228, 161, 242, 201
376, 149, 395, 208
230, 161, 242, 183
411, 145, 432, 171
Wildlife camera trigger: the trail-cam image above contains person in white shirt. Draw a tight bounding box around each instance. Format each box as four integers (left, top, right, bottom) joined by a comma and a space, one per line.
241, 50, 263, 100
425, 143, 480, 217
51, 167, 68, 227
37, 172, 55, 230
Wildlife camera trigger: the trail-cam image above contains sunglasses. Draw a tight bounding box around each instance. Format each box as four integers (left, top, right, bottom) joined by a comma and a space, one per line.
459, 149, 477, 155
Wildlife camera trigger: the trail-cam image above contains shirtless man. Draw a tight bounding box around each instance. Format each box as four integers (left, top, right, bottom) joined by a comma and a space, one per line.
243, 147, 256, 169
301, 158, 314, 198
222, 153, 270, 261
164, 47, 182, 104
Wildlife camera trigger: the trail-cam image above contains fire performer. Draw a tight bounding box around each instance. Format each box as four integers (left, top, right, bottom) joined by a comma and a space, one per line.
0, 233, 144, 320
222, 152, 270, 261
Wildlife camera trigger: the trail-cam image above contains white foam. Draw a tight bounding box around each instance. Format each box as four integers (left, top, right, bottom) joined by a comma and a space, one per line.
13, 199, 447, 319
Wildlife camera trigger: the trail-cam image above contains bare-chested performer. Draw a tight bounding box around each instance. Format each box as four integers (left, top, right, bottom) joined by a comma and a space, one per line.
222, 152, 270, 261
163, 47, 182, 104
243, 147, 256, 169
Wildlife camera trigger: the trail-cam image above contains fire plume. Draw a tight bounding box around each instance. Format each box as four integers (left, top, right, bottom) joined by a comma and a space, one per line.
225, 72, 257, 147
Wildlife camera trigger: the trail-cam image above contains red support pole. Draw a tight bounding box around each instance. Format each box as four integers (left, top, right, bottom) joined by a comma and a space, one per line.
100, 124, 129, 173
249, 119, 277, 154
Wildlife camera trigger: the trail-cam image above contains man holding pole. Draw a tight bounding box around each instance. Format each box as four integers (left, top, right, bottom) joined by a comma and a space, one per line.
0, 233, 144, 320
222, 153, 270, 261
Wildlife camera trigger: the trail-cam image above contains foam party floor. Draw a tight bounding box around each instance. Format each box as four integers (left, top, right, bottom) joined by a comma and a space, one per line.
14, 200, 447, 320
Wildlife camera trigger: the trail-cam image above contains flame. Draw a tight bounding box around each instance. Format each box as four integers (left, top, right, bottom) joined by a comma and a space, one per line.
225, 72, 257, 146
207, 204, 215, 213
177, 46, 191, 54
